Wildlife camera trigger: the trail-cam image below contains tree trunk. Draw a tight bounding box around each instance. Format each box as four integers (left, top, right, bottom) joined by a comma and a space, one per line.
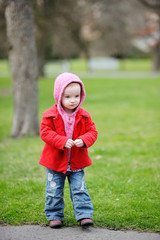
37, 44, 45, 77
137, 0, 160, 71
152, 13, 160, 71
152, 43, 160, 71
5, 0, 39, 137
36, 28, 48, 78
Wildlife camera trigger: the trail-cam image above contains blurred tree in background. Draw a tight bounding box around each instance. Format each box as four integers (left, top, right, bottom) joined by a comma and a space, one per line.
0, 0, 159, 137
34, 0, 90, 76
1, 0, 39, 137
1, 0, 160, 72
138, 0, 160, 70
0, 5, 7, 58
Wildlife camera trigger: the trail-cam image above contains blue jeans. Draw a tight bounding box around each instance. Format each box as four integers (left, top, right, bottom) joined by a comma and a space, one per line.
45, 168, 94, 221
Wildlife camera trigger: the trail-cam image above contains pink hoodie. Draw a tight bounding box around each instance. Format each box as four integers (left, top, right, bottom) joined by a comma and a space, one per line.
54, 72, 86, 107
53, 72, 86, 170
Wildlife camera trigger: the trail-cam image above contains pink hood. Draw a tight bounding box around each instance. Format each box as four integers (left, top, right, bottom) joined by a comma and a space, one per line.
54, 72, 86, 114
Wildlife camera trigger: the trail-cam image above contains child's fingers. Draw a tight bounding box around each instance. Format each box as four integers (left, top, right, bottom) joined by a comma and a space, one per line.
65, 139, 84, 148
74, 139, 84, 147
65, 139, 74, 148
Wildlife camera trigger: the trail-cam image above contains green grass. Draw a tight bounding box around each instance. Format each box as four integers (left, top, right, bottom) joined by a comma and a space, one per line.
0, 58, 152, 75
0, 61, 160, 232
69, 58, 152, 71
118, 58, 151, 71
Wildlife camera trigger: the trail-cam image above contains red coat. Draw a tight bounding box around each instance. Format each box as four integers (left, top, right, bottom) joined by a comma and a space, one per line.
39, 105, 98, 173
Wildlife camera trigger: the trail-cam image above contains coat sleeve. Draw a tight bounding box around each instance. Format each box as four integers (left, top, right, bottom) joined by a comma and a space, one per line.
40, 116, 68, 150
78, 115, 98, 148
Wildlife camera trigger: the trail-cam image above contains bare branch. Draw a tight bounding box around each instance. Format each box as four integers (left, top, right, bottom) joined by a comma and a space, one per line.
138, 0, 160, 9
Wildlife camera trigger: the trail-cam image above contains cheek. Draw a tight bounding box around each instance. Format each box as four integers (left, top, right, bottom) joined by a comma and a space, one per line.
64, 99, 70, 107
62, 98, 66, 106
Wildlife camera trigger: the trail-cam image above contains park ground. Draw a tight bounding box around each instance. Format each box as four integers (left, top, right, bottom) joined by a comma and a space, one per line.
0, 59, 160, 233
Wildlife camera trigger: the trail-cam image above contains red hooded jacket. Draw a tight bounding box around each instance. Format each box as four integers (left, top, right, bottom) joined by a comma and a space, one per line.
39, 105, 98, 173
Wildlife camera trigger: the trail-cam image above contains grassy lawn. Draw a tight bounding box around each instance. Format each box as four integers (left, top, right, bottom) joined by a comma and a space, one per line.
47, 58, 152, 72
0, 60, 160, 232
0, 58, 151, 75
70, 58, 152, 71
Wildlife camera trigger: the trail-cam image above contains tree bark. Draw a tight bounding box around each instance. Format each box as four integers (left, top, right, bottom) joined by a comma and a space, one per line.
152, 13, 160, 71
152, 40, 160, 71
138, 0, 160, 71
5, 0, 39, 137
138, 0, 160, 9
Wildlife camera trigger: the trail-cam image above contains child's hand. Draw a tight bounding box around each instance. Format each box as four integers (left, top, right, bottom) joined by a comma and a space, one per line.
65, 139, 74, 149
74, 139, 84, 148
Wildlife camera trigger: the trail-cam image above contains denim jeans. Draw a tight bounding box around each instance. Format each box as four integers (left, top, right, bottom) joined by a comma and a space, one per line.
45, 168, 94, 221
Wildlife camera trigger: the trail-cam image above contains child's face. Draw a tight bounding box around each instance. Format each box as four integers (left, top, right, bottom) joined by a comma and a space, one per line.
62, 83, 81, 114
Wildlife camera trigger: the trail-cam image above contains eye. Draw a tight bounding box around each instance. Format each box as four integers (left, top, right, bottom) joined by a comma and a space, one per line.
65, 95, 70, 98
75, 95, 79, 98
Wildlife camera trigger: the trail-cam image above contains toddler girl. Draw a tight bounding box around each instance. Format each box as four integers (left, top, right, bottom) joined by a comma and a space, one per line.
39, 72, 97, 228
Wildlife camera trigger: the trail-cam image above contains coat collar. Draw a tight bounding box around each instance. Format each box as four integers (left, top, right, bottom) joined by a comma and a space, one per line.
43, 105, 89, 118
